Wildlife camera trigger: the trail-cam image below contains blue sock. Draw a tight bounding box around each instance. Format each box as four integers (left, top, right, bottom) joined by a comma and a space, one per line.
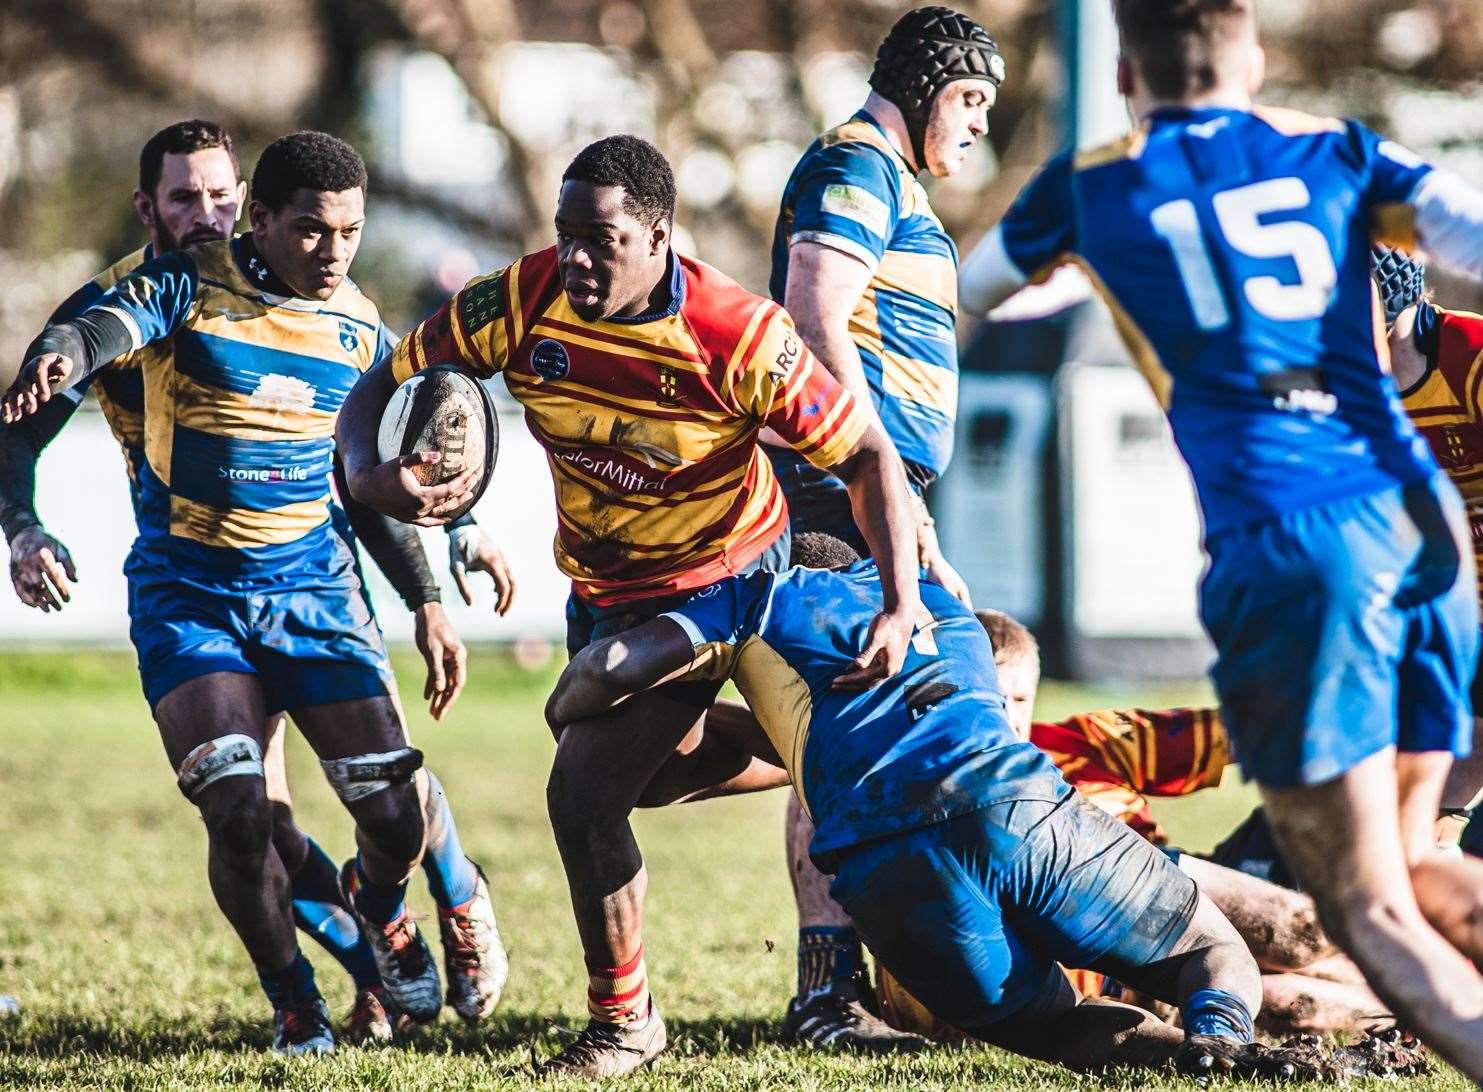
797, 926, 861, 999
420, 771, 480, 909
352, 855, 408, 927
1183, 987, 1255, 1043
258, 950, 321, 1009
291, 837, 381, 989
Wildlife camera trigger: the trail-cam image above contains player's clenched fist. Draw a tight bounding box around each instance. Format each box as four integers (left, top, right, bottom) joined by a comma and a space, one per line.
8, 527, 78, 612
1, 353, 76, 423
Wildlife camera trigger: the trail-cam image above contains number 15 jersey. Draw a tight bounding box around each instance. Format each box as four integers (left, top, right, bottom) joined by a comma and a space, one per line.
997, 106, 1439, 532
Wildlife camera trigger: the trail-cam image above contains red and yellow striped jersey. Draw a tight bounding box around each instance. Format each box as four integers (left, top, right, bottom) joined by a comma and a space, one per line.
1400, 303, 1483, 611
393, 247, 869, 604
1030, 707, 1230, 844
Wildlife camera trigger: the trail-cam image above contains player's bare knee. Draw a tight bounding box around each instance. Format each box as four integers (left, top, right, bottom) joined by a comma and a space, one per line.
198, 778, 275, 865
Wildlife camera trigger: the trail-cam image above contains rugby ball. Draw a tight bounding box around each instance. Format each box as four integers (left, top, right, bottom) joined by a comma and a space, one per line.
377, 364, 497, 521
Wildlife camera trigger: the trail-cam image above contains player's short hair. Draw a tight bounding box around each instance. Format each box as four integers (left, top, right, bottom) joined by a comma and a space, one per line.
1113, 0, 1255, 100
976, 608, 1039, 668
139, 119, 238, 197
562, 135, 677, 227
250, 131, 368, 211
789, 532, 863, 571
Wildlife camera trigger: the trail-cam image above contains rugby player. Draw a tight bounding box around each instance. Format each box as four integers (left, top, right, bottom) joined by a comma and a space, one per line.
956, 0, 1483, 1076
766, 7, 997, 1047
1372, 246, 1483, 853
1, 132, 505, 1053
335, 135, 923, 1076
0, 119, 515, 1042
547, 531, 1320, 1079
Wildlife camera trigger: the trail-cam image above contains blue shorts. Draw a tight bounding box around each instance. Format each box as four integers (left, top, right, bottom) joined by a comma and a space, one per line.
828, 791, 1198, 1032
1201, 476, 1479, 788
128, 536, 395, 714
564, 528, 790, 709
768, 448, 927, 557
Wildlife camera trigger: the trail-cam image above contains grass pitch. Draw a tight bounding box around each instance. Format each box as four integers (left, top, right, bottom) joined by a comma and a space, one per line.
0, 649, 1466, 1090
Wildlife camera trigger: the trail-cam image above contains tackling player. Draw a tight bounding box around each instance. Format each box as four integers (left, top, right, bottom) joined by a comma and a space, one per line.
957, 0, 1483, 1075
766, 7, 998, 1048
547, 531, 1326, 1080
1, 133, 503, 1053
335, 135, 924, 1076
0, 119, 514, 1042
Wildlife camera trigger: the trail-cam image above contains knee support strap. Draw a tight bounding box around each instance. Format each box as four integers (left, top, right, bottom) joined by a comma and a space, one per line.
320, 747, 423, 804
177, 734, 265, 801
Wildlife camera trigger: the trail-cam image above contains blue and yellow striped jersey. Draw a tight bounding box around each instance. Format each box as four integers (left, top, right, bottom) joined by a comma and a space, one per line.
81, 235, 392, 573
998, 107, 1439, 532
50, 246, 161, 498
664, 561, 1066, 864
771, 112, 960, 479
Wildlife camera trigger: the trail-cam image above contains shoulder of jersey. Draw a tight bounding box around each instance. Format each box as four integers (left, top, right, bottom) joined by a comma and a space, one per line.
94, 245, 153, 291
817, 119, 906, 175
1248, 105, 1346, 136
675, 253, 781, 354
187, 237, 244, 286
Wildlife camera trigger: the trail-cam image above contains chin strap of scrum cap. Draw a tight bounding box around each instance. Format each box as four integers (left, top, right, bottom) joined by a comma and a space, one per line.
868, 6, 1004, 173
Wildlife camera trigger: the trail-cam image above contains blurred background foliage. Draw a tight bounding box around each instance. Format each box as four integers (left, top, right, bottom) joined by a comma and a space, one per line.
1, 0, 1481, 365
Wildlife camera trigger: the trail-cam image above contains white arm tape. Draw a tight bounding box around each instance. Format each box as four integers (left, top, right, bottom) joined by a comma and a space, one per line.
1413, 171, 1483, 282
448, 523, 482, 568
958, 225, 1030, 317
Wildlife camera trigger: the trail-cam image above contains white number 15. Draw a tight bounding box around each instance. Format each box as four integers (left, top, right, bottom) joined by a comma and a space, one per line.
1150, 176, 1338, 331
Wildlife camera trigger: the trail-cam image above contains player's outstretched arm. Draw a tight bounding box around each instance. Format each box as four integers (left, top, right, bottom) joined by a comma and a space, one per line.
0, 396, 81, 610
1411, 171, 1483, 282
338, 358, 477, 526
545, 619, 701, 730
829, 422, 922, 688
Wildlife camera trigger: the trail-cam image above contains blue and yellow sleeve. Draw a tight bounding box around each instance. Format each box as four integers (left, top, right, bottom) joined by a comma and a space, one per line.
660, 572, 773, 678
786, 143, 900, 270
93, 250, 201, 349
999, 151, 1076, 281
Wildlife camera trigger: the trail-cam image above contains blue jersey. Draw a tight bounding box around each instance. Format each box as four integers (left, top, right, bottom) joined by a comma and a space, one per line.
771, 112, 960, 479
81, 235, 394, 576
999, 106, 1439, 532
664, 562, 1066, 862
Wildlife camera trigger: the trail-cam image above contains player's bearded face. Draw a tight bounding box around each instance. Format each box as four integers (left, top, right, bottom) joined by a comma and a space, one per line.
142, 147, 243, 252
555, 180, 669, 322
922, 79, 995, 178
249, 186, 366, 300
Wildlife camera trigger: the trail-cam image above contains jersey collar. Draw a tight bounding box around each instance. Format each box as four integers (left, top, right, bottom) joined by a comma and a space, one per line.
605, 248, 685, 325
232, 233, 334, 311
856, 109, 917, 175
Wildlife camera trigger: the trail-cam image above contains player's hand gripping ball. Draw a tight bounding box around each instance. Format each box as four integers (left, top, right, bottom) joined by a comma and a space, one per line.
377, 364, 498, 521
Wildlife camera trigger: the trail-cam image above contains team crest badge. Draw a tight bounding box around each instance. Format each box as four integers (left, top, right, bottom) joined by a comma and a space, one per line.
658, 366, 679, 403
531, 338, 570, 380
338, 320, 359, 352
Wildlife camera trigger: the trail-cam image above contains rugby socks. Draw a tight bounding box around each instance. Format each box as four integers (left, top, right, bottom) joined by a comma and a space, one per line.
797, 926, 862, 1000
351, 855, 410, 927
258, 950, 322, 1008
290, 837, 381, 989
1182, 987, 1255, 1043
588, 944, 651, 1025
420, 771, 480, 909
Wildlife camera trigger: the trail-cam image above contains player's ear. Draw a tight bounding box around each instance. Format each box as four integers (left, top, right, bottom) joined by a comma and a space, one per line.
133, 188, 157, 231
1115, 54, 1134, 98
1246, 43, 1266, 96
649, 216, 670, 256
247, 199, 271, 235
234, 179, 248, 215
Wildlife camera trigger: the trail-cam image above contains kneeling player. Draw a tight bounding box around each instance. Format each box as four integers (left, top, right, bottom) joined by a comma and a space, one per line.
548, 533, 1315, 1077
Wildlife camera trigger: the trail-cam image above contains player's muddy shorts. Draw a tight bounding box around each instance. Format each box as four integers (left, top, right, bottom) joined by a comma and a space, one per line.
767, 447, 926, 556
1201, 475, 1478, 789
127, 536, 395, 713
827, 789, 1198, 1033
564, 527, 791, 709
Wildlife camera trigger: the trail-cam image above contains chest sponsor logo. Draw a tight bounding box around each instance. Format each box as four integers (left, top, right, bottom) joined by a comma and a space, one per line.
338, 321, 360, 353
248, 374, 317, 413
551, 448, 663, 494
531, 338, 571, 380
218, 464, 311, 483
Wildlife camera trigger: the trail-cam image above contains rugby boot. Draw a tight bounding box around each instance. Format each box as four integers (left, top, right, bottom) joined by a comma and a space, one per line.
1175, 1034, 1337, 1082
1325, 1028, 1428, 1079
340, 860, 443, 1023
538, 1000, 668, 1078
272, 997, 335, 1055
437, 863, 509, 1022
343, 984, 396, 1045
782, 980, 929, 1053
